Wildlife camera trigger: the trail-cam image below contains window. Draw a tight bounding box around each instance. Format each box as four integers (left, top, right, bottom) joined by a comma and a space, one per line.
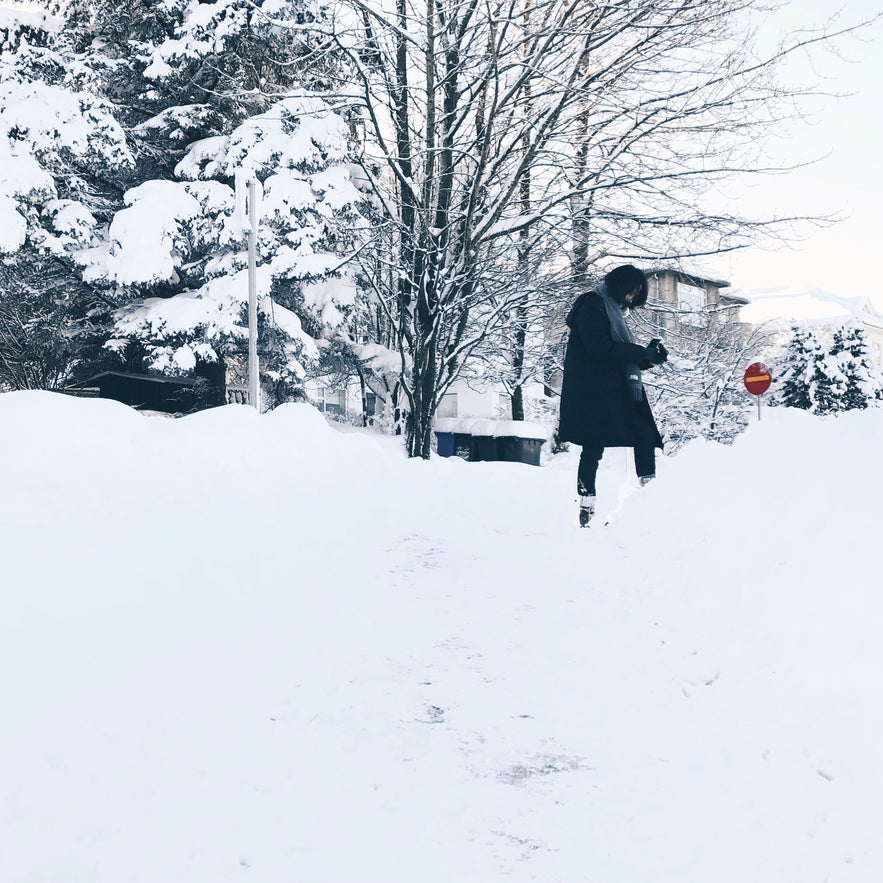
677, 281, 706, 325
318, 387, 346, 416
437, 393, 458, 418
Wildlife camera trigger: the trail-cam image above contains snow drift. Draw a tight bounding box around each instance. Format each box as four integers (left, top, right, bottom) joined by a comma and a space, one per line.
1, 391, 881, 882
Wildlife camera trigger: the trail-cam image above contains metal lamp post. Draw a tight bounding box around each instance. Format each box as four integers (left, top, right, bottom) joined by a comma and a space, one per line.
236, 170, 261, 412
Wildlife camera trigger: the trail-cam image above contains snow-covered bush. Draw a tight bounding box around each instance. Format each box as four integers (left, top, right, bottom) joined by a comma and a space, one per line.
626, 308, 773, 451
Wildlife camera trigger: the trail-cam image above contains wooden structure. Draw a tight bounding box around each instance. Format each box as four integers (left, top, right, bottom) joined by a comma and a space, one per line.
67, 372, 199, 413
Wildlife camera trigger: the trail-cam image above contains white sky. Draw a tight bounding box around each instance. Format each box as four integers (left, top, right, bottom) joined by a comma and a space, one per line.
717, 1, 883, 304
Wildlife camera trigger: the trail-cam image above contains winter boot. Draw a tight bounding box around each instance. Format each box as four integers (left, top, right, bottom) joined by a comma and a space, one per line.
639, 474, 655, 487
578, 494, 596, 528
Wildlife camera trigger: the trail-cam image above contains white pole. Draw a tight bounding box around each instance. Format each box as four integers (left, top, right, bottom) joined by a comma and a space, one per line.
757, 392, 762, 421
247, 178, 260, 412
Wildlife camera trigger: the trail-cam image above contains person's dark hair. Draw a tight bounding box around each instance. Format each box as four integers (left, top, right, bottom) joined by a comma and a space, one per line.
604, 264, 648, 308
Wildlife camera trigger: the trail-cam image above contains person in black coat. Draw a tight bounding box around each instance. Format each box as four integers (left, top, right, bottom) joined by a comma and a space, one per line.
557, 265, 668, 526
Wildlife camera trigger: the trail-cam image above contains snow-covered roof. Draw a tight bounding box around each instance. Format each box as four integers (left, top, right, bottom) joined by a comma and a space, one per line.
644, 264, 731, 289
740, 286, 869, 326
71, 371, 199, 388
434, 417, 548, 439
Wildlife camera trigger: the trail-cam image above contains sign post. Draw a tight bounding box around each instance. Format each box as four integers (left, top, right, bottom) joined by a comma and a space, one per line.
743, 361, 772, 420
246, 178, 259, 413
235, 169, 261, 411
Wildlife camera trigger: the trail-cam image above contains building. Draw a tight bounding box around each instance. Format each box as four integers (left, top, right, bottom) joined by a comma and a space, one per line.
645, 267, 749, 330
303, 375, 543, 424
740, 287, 883, 365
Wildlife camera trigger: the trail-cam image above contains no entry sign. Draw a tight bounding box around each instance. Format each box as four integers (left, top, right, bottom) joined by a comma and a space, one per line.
744, 362, 772, 396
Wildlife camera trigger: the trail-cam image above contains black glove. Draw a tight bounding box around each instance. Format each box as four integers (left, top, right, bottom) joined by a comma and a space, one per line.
643, 339, 668, 366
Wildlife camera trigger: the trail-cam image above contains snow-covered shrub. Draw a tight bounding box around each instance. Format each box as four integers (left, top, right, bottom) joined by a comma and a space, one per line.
629, 310, 772, 452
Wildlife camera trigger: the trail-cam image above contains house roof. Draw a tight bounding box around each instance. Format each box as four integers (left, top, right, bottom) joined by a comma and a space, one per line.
720, 292, 750, 306
645, 265, 732, 289
70, 371, 198, 388
740, 287, 868, 326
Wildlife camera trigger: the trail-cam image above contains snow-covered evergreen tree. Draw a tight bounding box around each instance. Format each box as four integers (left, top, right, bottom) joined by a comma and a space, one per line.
0, 10, 134, 388
808, 348, 846, 416
0, 2, 61, 54
775, 326, 823, 411
773, 322, 882, 417
98, 95, 368, 399
0, 35, 133, 257
828, 322, 883, 411
63, 0, 371, 403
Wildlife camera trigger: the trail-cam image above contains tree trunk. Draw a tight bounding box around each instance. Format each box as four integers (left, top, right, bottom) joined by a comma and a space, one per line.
357, 367, 369, 427
406, 394, 434, 458
510, 306, 528, 421
511, 384, 525, 421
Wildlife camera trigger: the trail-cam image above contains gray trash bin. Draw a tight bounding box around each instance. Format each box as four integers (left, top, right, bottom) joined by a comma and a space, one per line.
498, 436, 543, 465
494, 421, 547, 466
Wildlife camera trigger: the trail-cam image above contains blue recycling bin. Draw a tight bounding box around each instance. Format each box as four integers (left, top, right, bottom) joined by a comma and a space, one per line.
434, 431, 455, 457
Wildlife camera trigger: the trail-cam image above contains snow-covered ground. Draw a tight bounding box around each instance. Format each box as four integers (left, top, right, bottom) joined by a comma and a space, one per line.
2, 391, 882, 883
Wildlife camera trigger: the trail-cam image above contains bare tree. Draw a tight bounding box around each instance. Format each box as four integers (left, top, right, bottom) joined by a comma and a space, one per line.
628, 301, 778, 448
327, 0, 873, 456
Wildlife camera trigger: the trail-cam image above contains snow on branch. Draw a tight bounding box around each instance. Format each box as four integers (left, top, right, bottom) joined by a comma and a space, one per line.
0, 71, 132, 254
175, 93, 350, 181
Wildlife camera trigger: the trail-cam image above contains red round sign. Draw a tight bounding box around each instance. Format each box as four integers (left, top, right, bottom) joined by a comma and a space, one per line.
744, 362, 772, 395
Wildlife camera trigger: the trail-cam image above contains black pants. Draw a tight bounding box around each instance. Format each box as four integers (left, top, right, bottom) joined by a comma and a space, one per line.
577, 443, 655, 496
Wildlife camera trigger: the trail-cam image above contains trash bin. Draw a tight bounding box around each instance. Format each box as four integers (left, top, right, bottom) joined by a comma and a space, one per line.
435, 431, 455, 457
453, 432, 476, 460
473, 436, 498, 461
494, 421, 547, 466
452, 417, 492, 461
433, 417, 458, 458
469, 419, 499, 461
498, 436, 544, 465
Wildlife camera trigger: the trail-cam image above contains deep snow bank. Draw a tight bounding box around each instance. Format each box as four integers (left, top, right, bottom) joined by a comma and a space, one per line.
1, 391, 881, 883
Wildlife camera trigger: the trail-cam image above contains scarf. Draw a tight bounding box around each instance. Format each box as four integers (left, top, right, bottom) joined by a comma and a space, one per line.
596, 282, 643, 402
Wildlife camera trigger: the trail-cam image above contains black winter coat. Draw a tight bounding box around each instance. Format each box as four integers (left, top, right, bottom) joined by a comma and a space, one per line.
557, 290, 664, 449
